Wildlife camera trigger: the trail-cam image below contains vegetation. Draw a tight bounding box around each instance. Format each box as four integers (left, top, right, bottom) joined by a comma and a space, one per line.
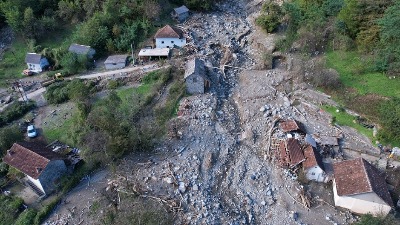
0, 100, 35, 127
270, 0, 400, 145
353, 213, 400, 225
0, 195, 24, 225
256, 2, 283, 33
0, 125, 24, 154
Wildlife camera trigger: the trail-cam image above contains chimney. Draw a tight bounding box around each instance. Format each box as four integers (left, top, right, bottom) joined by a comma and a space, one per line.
7, 150, 13, 156
36, 167, 42, 173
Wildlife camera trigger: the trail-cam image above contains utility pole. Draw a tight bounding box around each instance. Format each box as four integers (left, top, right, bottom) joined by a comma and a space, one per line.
131, 42, 135, 65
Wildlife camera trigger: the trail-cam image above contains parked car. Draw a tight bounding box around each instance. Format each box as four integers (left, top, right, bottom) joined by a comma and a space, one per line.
27, 125, 37, 138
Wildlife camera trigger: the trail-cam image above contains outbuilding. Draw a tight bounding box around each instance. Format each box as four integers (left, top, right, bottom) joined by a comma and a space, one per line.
333, 158, 394, 216
154, 25, 186, 48
104, 55, 129, 70
184, 58, 210, 94
68, 43, 96, 58
138, 48, 170, 62
173, 5, 189, 22
25, 53, 49, 73
3, 142, 67, 196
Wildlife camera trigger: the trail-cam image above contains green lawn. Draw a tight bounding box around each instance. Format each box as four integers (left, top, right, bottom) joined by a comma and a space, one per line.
326, 51, 400, 98
323, 105, 375, 142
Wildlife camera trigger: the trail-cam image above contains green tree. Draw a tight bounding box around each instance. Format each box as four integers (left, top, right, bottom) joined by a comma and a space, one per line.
22, 7, 36, 39
256, 2, 282, 33
354, 213, 400, 225
377, 1, 400, 75
338, 0, 362, 38
0, 125, 23, 155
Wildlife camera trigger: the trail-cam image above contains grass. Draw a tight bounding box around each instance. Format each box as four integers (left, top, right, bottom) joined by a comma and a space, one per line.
0, 37, 27, 86
326, 51, 400, 98
323, 105, 375, 142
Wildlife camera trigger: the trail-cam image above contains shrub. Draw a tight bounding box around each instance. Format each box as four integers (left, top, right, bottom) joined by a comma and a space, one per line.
354, 213, 400, 225
0, 125, 24, 154
0, 101, 35, 127
0, 195, 24, 225
378, 97, 400, 142
256, 2, 282, 33
14, 208, 37, 225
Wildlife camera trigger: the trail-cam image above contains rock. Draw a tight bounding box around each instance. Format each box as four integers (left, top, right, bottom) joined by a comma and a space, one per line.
261, 201, 266, 206
193, 184, 199, 191
267, 190, 272, 196
289, 211, 298, 221
179, 182, 186, 193
259, 106, 266, 112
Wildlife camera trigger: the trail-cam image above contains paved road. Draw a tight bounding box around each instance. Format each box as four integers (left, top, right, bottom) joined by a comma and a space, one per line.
0, 63, 168, 110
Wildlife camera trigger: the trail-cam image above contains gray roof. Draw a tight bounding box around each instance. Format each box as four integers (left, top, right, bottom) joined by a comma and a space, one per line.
25, 53, 42, 64
68, 44, 92, 55
174, 5, 189, 14
184, 58, 208, 80
104, 55, 128, 64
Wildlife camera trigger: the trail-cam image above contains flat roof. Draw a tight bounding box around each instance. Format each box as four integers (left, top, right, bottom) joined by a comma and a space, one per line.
138, 48, 170, 57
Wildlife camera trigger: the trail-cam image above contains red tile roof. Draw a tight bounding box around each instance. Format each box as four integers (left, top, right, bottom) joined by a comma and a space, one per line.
333, 158, 393, 207
154, 25, 184, 39
286, 138, 305, 166
3, 142, 64, 179
279, 120, 305, 133
303, 144, 324, 170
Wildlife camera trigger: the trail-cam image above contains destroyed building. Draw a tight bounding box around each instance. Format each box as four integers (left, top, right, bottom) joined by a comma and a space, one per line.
278, 138, 305, 168
303, 144, 328, 182
173, 5, 189, 22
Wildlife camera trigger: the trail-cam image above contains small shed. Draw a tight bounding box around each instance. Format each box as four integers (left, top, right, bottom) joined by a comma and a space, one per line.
25, 53, 49, 73
68, 43, 96, 58
184, 58, 210, 94
303, 144, 328, 182
3, 142, 67, 195
333, 158, 394, 216
138, 48, 170, 62
173, 5, 189, 22
104, 55, 129, 70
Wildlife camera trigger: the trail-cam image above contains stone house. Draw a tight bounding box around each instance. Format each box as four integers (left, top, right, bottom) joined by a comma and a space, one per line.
333, 158, 394, 216
68, 43, 96, 58
154, 25, 186, 49
303, 144, 328, 182
184, 58, 210, 94
173, 5, 189, 22
25, 53, 49, 73
3, 142, 67, 195
104, 55, 129, 70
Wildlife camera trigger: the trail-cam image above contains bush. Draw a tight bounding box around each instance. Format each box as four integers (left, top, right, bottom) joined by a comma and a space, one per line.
34, 197, 61, 225
0, 125, 24, 154
14, 208, 37, 225
0, 195, 24, 225
45, 80, 90, 104
0, 101, 35, 127
354, 213, 400, 225
378, 98, 400, 142
256, 2, 282, 33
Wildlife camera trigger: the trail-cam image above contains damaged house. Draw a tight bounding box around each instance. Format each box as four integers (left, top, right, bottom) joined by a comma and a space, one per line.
3, 142, 67, 196
303, 144, 328, 182
184, 58, 210, 94
278, 138, 305, 168
173, 5, 190, 22
333, 158, 394, 216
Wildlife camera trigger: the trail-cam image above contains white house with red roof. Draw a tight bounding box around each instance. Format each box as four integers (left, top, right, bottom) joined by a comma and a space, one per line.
154, 25, 186, 48
3, 142, 67, 195
333, 158, 394, 216
303, 144, 328, 182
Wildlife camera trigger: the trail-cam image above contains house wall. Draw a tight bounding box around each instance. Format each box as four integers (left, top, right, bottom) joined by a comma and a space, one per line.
27, 63, 42, 73
333, 180, 392, 216
88, 48, 96, 59
38, 160, 67, 194
105, 62, 126, 70
305, 166, 326, 182
27, 175, 45, 194
156, 38, 186, 48
186, 74, 205, 94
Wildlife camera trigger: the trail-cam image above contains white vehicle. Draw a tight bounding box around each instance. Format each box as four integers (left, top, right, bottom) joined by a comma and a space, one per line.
27, 125, 37, 138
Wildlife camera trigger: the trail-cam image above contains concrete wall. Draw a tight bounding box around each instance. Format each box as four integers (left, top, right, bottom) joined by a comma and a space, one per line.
156, 38, 186, 48
27, 175, 45, 194
305, 166, 326, 182
105, 62, 126, 70
333, 180, 392, 216
186, 74, 205, 94
38, 160, 67, 194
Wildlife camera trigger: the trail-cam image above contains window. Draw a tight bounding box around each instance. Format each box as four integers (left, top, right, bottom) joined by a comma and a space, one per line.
171, 41, 174, 44
193, 77, 197, 82
161, 41, 164, 44
311, 172, 315, 175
